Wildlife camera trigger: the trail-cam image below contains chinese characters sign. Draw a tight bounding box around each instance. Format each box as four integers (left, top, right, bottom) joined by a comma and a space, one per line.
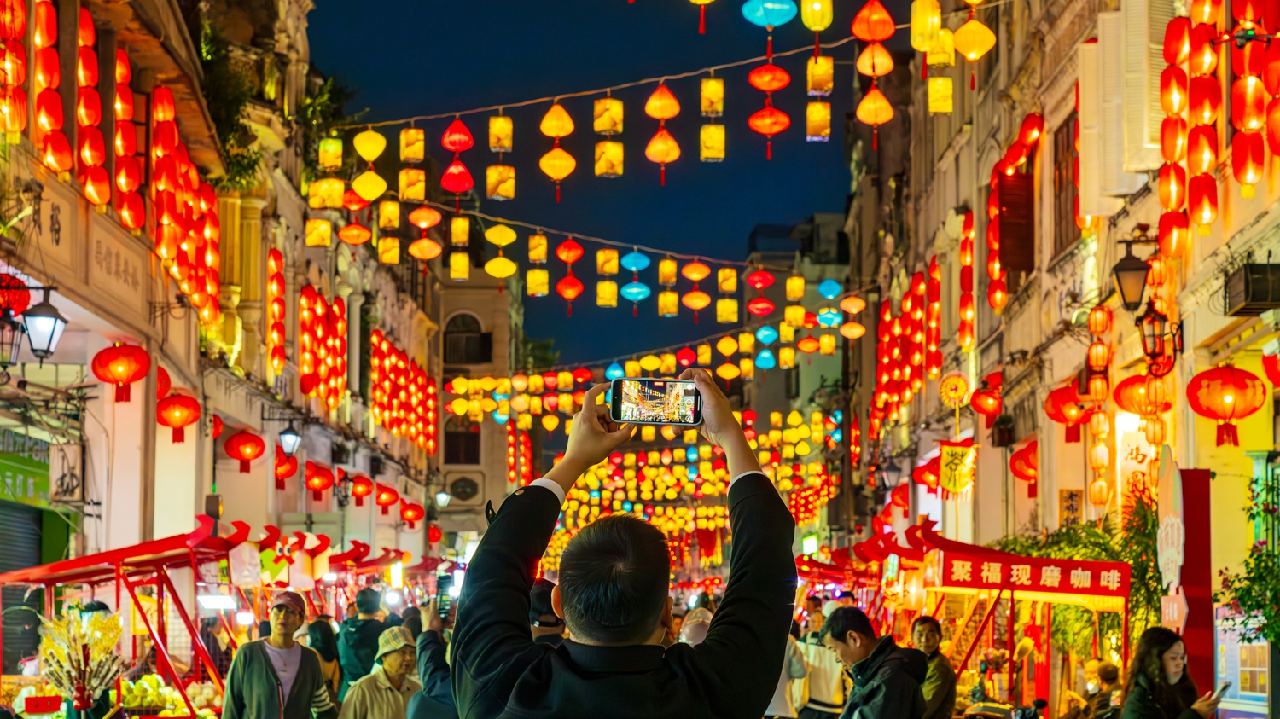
938, 550, 1130, 599
939, 441, 976, 493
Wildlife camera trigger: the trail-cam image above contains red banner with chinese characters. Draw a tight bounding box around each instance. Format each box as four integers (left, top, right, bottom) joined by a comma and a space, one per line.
935, 551, 1131, 599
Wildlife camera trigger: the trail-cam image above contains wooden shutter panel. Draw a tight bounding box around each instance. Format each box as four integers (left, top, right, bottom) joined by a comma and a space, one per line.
1122, 0, 1173, 172
1078, 41, 1125, 217
998, 172, 1035, 276
1100, 12, 1147, 193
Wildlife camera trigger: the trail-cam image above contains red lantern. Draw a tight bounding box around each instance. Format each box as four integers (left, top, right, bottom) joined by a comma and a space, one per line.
156, 393, 200, 443
304, 461, 335, 502
1262, 353, 1280, 387
224, 430, 265, 473
677, 347, 696, 367
427, 525, 443, 544
746, 270, 775, 290
274, 447, 297, 491
1187, 23, 1219, 76
748, 63, 790, 93
350, 475, 374, 506
1160, 67, 1189, 115
1158, 211, 1190, 258
1266, 97, 1280, 153
970, 388, 1002, 427
1232, 77, 1267, 132
441, 119, 474, 153
41, 130, 72, 173
91, 343, 150, 402
400, 501, 425, 530
1158, 164, 1186, 211
338, 222, 372, 246
1186, 365, 1266, 446
440, 159, 474, 195
1087, 341, 1111, 372
747, 297, 775, 317
211, 415, 224, 439
1188, 174, 1218, 227
374, 483, 400, 515
1188, 76, 1222, 125
1044, 384, 1085, 442
1160, 118, 1188, 162
747, 105, 790, 158
1088, 305, 1112, 335
851, 0, 895, 42
1232, 131, 1266, 193
0, 0, 24, 41
1163, 16, 1192, 65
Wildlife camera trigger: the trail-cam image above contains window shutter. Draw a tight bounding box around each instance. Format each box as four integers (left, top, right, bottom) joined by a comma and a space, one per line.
1100, 12, 1147, 193
479, 333, 493, 363
1121, 0, 1174, 172
1078, 40, 1125, 217
998, 172, 1035, 278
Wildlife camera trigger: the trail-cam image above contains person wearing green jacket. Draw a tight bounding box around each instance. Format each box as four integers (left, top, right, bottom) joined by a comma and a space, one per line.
1120, 627, 1218, 719
912, 616, 956, 719
337, 588, 387, 701
224, 592, 338, 719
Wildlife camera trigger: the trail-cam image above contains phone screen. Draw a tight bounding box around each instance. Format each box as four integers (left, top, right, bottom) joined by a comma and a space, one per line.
610, 378, 702, 425
436, 576, 453, 617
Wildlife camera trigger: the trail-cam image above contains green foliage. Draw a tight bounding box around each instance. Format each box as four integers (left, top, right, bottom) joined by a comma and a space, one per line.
1214, 485, 1280, 643
989, 499, 1163, 659
199, 24, 260, 191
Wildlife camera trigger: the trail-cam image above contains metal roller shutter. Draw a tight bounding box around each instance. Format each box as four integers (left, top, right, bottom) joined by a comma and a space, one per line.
0, 501, 42, 673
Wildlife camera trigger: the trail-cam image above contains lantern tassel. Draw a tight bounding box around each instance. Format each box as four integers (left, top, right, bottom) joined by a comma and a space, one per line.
1028, 480, 1038, 498
1065, 424, 1081, 443
276, 478, 285, 491
985, 413, 995, 429
633, 303, 638, 317
767, 34, 773, 59
1217, 421, 1239, 446
382, 506, 390, 515
240, 459, 251, 473
408, 521, 417, 530
766, 140, 772, 160
556, 183, 562, 203
313, 490, 323, 501
355, 496, 364, 507
700, 5, 707, 34
115, 384, 130, 403
922, 61, 928, 80
971, 70, 976, 91
172, 427, 184, 443
660, 165, 666, 186
566, 301, 572, 317
873, 129, 878, 151
814, 33, 820, 59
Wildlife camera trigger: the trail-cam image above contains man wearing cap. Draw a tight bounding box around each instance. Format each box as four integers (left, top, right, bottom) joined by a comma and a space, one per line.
529, 579, 565, 647
339, 626, 420, 719
337, 587, 387, 701
224, 592, 337, 719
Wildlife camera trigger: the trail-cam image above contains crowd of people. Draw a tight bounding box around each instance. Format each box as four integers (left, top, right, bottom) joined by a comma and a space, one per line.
215, 371, 1223, 719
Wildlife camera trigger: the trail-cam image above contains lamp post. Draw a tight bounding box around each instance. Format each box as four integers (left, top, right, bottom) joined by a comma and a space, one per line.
279, 420, 302, 456
23, 288, 68, 362
435, 490, 451, 508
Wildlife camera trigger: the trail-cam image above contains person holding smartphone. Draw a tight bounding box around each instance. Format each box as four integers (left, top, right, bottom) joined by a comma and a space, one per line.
1120, 627, 1220, 719
451, 369, 797, 718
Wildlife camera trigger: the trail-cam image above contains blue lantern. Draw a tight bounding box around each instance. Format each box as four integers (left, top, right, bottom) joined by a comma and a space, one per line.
742, 0, 797, 28
620, 281, 651, 316
493, 411, 509, 424
832, 409, 842, 423
756, 349, 777, 369
817, 307, 841, 328
817, 278, 842, 299
605, 362, 625, 380
621, 250, 651, 273
830, 428, 842, 443
687, 464, 699, 480
756, 325, 779, 345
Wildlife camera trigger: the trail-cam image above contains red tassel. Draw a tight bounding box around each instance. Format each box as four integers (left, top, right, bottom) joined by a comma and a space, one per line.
873, 130, 878, 150
986, 413, 995, 429
699, 5, 706, 33
970, 71, 976, 91
1027, 480, 1038, 498
1065, 424, 1081, 443
694, 311, 699, 324
556, 184, 562, 203
1218, 422, 1239, 446
172, 427, 184, 443
767, 34, 773, 59
313, 490, 323, 502
660, 165, 666, 186
454, 196, 460, 212
814, 33, 820, 58
567, 301, 573, 317
407, 521, 417, 530
240, 459, 251, 473
382, 506, 390, 515
115, 384, 130, 403
276, 478, 285, 491
922, 61, 928, 80
633, 304, 638, 317
497, 282, 504, 294
766, 141, 772, 160
355, 496, 364, 507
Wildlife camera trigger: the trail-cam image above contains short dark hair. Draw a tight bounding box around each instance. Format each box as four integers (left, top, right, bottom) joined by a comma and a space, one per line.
824, 607, 876, 644
356, 587, 381, 614
912, 616, 942, 635
1098, 662, 1120, 684
558, 514, 670, 644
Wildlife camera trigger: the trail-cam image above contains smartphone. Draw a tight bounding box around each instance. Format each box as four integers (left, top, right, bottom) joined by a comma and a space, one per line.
1214, 681, 1231, 700
436, 575, 452, 617
609, 378, 703, 426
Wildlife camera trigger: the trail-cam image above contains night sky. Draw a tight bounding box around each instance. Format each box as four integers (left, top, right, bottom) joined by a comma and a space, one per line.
309, 0, 904, 366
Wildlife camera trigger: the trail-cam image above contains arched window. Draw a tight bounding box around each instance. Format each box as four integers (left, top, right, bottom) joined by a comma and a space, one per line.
444, 314, 491, 364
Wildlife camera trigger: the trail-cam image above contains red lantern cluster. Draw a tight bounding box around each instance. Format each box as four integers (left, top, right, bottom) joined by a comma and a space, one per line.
969, 371, 1003, 428
1009, 439, 1039, 497
113, 49, 142, 230
747, 53, 791, 158
274, 445, 298, 490
224, 430, 265, 474
91, 342, 149, 402
1071, 83, 1093, 234
0, 0, 26, 142
440, 118, 475, 207
925, 258, 942, 379
304, 461, 335, 502
267, 249, 286, 374
958, 211, 976, 349
555, 238, 585, 316
298, 285, 347, 409
369, 329, 434, 451
76, 10, 108, 208
400, 500, 425, 529
746, 269, 776, 318
34, 0, 70, 175
507, 422, 519, 485
156, 391, 200, 443
1186, 365, 1265, 446
986, 115, 1039, 314
851, 0, 895, 149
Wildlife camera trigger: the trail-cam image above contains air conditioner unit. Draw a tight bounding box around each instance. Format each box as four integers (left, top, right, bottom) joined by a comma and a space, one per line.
1225, 264, 1280, 316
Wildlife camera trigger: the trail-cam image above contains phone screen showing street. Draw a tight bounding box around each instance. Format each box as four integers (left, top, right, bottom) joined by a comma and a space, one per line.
618, 379, 698, 424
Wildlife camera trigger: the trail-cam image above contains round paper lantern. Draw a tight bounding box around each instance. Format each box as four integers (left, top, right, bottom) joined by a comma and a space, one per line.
440, 159, 474, 196
1088, 305, 1112, 334
749, 63, 791, 93
1044, 384, 1085, 442
91, 343, 150, 402
742, 0, 797, 28
428, 524, 443, 543
156, 393, 200, 443
851, 0, 894, 41
1088, 478, 1112, 507
350, 475, 374, 507
1188, 174, 1218, 227
304, 461, 335, 501
747, 297, 775, 317
748, 106, 790, 158
400, 502, 425, 530
374, 483, 400, 515
746, 269, 775, 290
224, 430, 265, 473
645, 128, 680, 185
338, 222, 371, 246
1087, 341, 1111, 372
1186, 365, 1266, 446
440, 119, 474, 154
1158, 164, 1186, 210
1188, 76, 1222, 125
274, 448, 298, 490
856, 85, 893, 147
539, 147, 576, 201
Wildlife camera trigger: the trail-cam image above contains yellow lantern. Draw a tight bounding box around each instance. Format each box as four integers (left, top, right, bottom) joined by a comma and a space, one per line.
716, 268, 737, 293
399, 128, 425, 163
659, 258, 678, 286
928, 78, 953, 113
806, 102, 831, 142
700, 77, 725, 117
485, 224, 517, 248
697, 344, 712, 365
305, 218, 332, 247
485, 165, 516, 200
715, 362, 741, 381
787, 411, 804, 427
352, 170, 387, 202
955, 17, 996, 62
638, 425, 655, 442
807, 56, 835, 96
786, 275, 805, 301
489, 115, 513, 152
449, 398, 469, 415
527, 269, 550, 297
779, 346, 796, 368
529, 234, 548, 264
625, 360, 641, 377
528, 374, 544, 394
540, 103, 574, 138
800, 0, 832, 31
318, 137, 343, 170
399, 168, 426, 201
594, 97, 624, 135
716, 335, 738, 356
739, 357, 754, 380
450, 251, 469, 280
857, 44, 895, 77
485, 257, 518, 280
451, 216, 470, 246
716, 298, 738, 323
660, 353, 678, 374
658, 290, 679, 317
558, 371, 574, 389
595, 141, 624, 178
780, 322, 795, 343
700, 125, 726, 162
379, 237, 400, 264
911, 0, 942, 52
739, 333, 754, 353
639, 355, 662, 373
409, 237, 441, 261
540, 148, 576, 198
542, 415, 560, 432
928, 29, 955, 66
312, 177, 344, 208
819, 333, 836, 355
645, 130, 681, 183
597, 280, 618, 307
644, 85, 681, 121
378, 200, 400, 230
352, 129, 387, 162
596, 249, 619, 275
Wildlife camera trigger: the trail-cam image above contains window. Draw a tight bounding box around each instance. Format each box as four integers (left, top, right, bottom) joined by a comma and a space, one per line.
1052, 115, 1080, 257
1239, 642, 1269, 696
443, 314, 492, 364
444, 415, 481, 465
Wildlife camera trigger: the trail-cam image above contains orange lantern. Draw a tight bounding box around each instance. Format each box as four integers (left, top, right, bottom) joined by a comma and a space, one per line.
91, 343, 150, 402
1158, 211, 1190, 257
1187, 23, 1219, 76
156, 393, 200, 443
1160, 117, 1188, 162
851, 0, 895, 42
1158, 164, 1186, 210
41, 130, 72, 173
970, 388, 1002, 427
1088, 305, 1112, 334
224, 430, 266, 473
1188, 174, 1218, 228
987, 278, 1008, 313
747, 106, 790, 158
1088, 478, 1112, 507
1087, 341, 1111, 371
374, 483, 400, 515
1267, 97, 1280, 153
1188, 76, 1222, 126
1160, 67, 1189, 115
856, 84, 893, 149
338, 222, 372, 246
1186, 365, 1266, 445
1232, 76, 1267, 132
1232, 131, 1265, 196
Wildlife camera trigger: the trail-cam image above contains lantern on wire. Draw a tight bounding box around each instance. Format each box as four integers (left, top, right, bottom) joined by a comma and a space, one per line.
594, 96, 624, 135
374, 483, 400, 515
619, 250, 652, 315
741, 0, 798, 56
953, 6, 996, 90
644, 84, 681, 184
540, 103, 576, 202
692, 0, 714, 34
801, 0, 833, 93
596, 140, 624, 178
484, 224, 519, 288
1186, 365, 1266, 445
408, 206, 442, 260
224, 430, 266, 474
91, 342, 150, 402
555, 238, 585, 316
400, 127, 425, 163
747, 61, 791, 158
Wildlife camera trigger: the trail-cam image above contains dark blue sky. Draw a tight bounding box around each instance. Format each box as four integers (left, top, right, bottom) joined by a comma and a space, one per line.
310, 0, 888, 366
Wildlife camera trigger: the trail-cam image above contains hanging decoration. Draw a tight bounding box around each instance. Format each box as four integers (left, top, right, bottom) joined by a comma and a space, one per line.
484, 223, 519, 287
439, 119, 474, 210
113, 49, 143, 229
224, 430, 265, 474
487, 113, 515, 200
681, 260, 712, 322
156, 393, 200, 443
700, 77, 726, 162
851, 0, 896, 149
555, 237, 585, 316
368, 330, 434, 451
304, 461, 335, 502
267, 248, 287, 374
35, 0, 70, 176
1186, 365, 1265, 446
644, 84, 681, 184
76, 9, 108, 208
540, 103, 576, 202
91, 342, 149, 403
274, 446, 298, 491
743, 0, 797, 157
958, 211, 976, 349
1009, 439, 1039, 497
374, 483, 400, 515
954, 0, 997, 90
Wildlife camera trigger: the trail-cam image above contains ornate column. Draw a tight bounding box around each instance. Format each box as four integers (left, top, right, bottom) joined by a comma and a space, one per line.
343, 285, 364, 399
216, 191, 243, 361
238, 193, 268, 376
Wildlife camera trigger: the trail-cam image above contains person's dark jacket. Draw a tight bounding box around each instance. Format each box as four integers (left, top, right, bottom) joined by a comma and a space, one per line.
224, 640, 338, 719
1120, 673, 1200, 719
840, 635, 929, 719
408, 630, 458, 719
337, 618, 386, 701
532, 633, 564, 647
1062, 686, 1121, 719
451, 472, 797, 718
920, 650, 957, 719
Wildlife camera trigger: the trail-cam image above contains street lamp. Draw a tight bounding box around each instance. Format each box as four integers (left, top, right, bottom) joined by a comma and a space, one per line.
0, 308, 25, 370
1112, 243, 1151, 312
1138, 302, 1168, 359
23, 289, 67, 362
435, 490, 451, 508
279, 420, 302, 457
